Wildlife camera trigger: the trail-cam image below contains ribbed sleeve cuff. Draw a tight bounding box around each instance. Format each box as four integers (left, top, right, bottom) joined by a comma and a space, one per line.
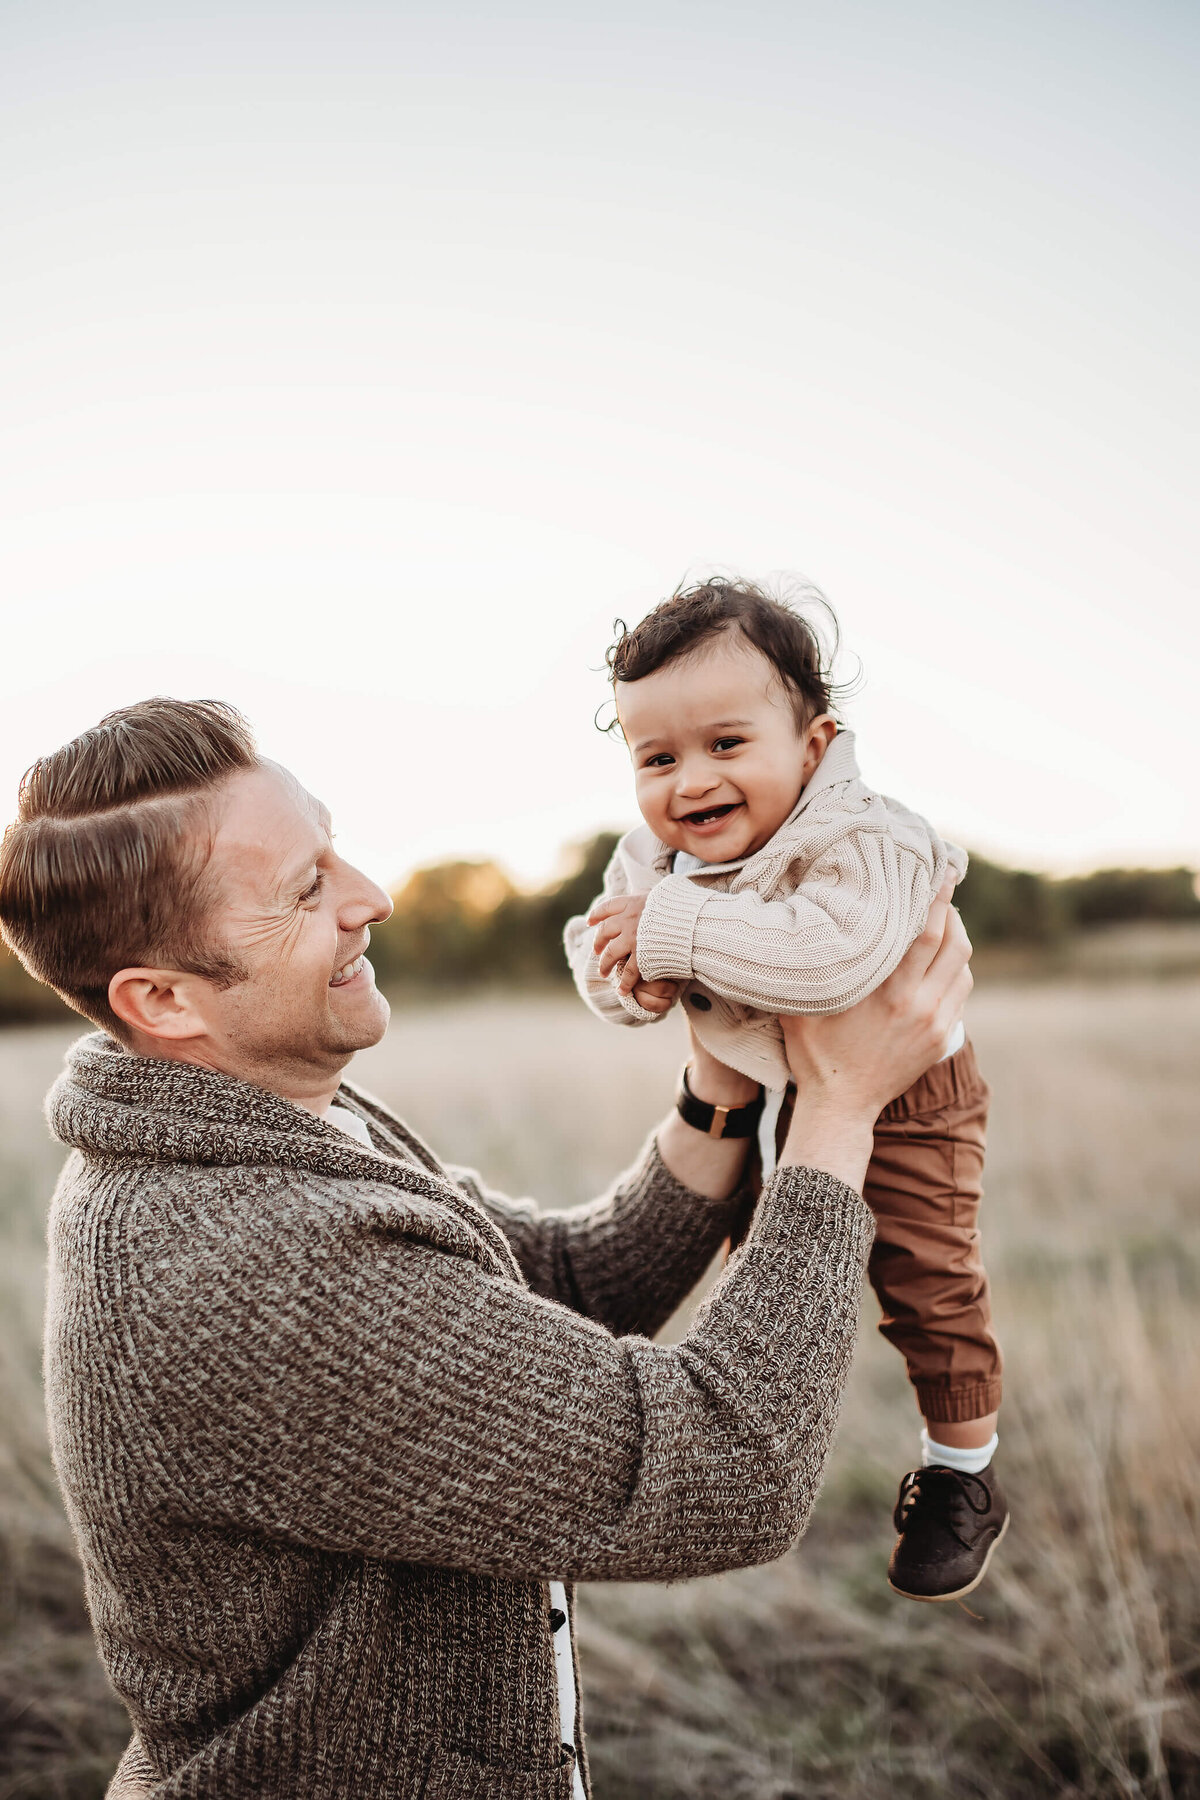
617, 987, 663, 1023
636, 874, 711, 982
751, 1161, 872, 1248
724, 1161, 873, 1287
687, 1162, 875, 1413
644, 1137, 759, 1218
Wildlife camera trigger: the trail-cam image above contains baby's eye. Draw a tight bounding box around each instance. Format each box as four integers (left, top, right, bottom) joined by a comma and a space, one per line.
712, 736, 745, 753
643, 753, 675, 769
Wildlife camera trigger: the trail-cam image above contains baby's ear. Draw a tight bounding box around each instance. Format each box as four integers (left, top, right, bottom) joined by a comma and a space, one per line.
802, 713, 839, 779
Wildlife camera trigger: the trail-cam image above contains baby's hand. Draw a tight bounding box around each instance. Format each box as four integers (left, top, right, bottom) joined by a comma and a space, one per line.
588, 893, 648, 982
629, 978, 681, 1017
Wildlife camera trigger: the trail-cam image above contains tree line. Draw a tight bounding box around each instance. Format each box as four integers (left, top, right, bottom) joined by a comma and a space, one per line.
367, 843, 1200, 988
1, 837, 1197, 1024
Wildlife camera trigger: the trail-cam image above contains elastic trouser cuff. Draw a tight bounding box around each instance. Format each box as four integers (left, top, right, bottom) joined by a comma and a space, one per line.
914, 1378, 1004, 1425
878, 1037, 989, 1124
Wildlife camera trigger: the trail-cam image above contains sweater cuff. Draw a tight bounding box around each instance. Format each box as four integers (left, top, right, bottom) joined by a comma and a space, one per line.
744, 1161, 874, 1257
616, 982, 663, 1024
636, 874, 711, 982
645, 1136, 759, 1219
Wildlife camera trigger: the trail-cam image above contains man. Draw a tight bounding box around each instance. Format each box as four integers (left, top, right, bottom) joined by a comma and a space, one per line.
0, 698, 971, 1798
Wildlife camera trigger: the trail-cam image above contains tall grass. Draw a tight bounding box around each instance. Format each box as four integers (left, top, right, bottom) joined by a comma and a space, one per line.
1, 981, 1198, 1797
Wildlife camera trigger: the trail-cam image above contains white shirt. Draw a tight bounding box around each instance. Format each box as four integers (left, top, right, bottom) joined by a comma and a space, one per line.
548, 1580, 585, 1797
328, 1104, 375, 1147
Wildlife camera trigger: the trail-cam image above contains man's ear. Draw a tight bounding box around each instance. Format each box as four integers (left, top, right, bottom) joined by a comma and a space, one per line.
108, 967, 210, 1043
801, 713, 839, 783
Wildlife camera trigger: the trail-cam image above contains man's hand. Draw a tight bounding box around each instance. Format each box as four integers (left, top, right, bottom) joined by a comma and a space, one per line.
779, 881, 971, 1116
589, 893, 649, 990
776, 880, 972, 1189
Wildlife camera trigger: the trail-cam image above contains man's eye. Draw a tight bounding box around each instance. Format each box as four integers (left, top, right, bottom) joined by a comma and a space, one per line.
301, 873, 324, 902
713, 737, 744, 752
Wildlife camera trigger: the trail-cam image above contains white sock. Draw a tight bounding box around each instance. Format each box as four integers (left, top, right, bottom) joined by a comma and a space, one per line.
921, 1427, 998, 1476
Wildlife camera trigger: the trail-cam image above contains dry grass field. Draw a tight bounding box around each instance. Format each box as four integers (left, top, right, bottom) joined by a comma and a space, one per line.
1, 977, 1198, 1798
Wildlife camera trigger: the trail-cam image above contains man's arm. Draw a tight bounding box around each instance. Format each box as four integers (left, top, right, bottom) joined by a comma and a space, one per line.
446, 1043, 763, 1334
155, 1154, 872, 1585
446, 1146, 746, 1337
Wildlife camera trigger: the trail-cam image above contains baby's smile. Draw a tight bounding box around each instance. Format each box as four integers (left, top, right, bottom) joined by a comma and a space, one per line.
674, 800, 744, 831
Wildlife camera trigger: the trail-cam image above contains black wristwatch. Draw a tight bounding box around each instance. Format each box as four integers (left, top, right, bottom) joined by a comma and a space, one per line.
676, 1065, 766, 1139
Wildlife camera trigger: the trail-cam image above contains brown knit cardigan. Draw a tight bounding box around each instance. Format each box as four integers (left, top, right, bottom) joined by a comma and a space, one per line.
43, 1033, 873, 1798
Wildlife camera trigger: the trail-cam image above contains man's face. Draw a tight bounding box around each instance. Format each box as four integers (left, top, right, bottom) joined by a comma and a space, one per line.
618, 631, 812, 863
194, 761, 393, 1080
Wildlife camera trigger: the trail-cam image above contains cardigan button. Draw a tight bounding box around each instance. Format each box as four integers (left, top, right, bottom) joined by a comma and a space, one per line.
688, 993, 712, 1011
549, 1608, 566, 1632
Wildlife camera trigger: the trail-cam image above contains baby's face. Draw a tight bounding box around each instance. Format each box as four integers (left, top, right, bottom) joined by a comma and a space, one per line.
617, 630, 830, 863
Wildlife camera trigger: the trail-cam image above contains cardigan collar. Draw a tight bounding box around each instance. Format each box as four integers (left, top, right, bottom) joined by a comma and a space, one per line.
46, 1032, 524, 1281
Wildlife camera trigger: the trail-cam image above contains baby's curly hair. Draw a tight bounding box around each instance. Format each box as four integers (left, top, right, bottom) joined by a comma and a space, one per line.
604, 575, 846, 732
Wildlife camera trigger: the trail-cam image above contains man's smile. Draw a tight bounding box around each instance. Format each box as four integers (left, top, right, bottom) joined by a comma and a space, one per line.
329, 951, 369, 988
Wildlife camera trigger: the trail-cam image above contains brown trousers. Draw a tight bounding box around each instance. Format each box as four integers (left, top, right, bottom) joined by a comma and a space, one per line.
775, 1039, 1002, 1425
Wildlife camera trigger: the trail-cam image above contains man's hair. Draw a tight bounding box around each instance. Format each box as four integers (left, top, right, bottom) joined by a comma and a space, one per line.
605, 575, 842, 730
0, 698, 258, 1040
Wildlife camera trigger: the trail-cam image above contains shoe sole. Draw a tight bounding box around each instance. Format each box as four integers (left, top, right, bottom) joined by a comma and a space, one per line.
888, 1511, 1010, 1604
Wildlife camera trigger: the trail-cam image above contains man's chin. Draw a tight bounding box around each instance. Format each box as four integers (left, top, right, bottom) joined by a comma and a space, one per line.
331, 984, 390, 1051
361, 988, 390, 1045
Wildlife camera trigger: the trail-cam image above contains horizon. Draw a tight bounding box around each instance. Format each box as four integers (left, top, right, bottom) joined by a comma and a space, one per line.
380, 829, 1200, 903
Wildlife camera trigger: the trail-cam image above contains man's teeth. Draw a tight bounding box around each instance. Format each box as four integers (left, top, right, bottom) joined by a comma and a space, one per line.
330, 955, 365, 987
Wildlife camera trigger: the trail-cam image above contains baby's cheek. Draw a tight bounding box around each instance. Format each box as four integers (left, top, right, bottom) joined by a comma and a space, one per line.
643, 800, 677, 841
633, 778, 664, 821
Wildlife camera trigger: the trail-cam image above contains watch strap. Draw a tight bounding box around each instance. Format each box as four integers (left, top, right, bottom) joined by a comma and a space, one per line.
676, 1065, 766, 1139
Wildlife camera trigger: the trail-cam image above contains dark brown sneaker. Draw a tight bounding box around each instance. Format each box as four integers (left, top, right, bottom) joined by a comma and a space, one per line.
888, 1462, 1010, 1602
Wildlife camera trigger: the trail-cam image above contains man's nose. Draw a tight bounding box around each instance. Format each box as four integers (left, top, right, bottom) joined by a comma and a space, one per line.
340, 865, 394, 929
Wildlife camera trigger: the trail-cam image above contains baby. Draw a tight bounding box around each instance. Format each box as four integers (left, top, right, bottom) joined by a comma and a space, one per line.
564, 577, 1008, 1602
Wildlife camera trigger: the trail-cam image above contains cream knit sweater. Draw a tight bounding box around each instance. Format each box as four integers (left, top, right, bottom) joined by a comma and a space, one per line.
565, 731, 967, 1089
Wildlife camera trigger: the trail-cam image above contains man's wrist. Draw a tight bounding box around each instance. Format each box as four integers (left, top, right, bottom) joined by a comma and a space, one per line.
684, 1052, 761, 1109
776, 1095, 875, 1193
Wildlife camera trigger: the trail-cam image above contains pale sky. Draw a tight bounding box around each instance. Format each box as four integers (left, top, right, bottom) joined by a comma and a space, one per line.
2, 1, 1196, 890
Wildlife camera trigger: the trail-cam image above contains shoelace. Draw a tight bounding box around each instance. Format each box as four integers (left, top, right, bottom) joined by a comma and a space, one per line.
893, 1464, 992, 1534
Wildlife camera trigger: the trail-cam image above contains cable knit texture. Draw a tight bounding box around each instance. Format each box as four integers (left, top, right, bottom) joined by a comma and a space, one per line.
564, 730, 968, 1087
43, 1033, 874, 1799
